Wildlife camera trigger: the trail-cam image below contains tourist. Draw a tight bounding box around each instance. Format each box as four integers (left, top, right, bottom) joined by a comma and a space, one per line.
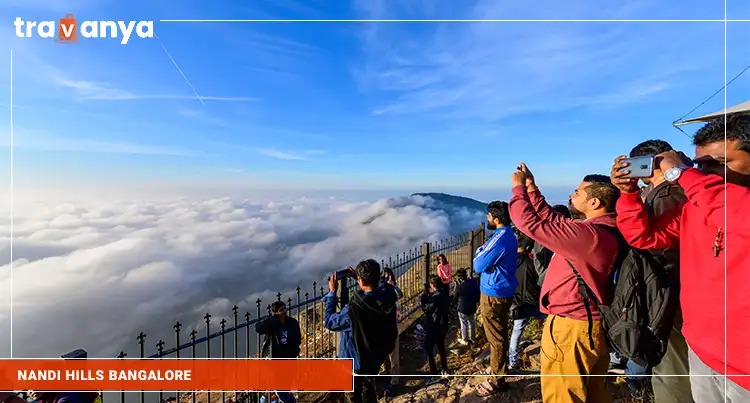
508, 228, 546, 372
509, 163, 619, 403
453, 268, 479, 346
612, 114, 750, 402
347, 259, 398, 403
420, 275, 451, 375
472, 201, 518, 398
436, 254, 452, 288
620, 139, 690, 402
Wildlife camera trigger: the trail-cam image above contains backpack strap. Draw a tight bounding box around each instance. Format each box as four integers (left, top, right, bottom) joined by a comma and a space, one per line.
565, 259, 601, 350
564, 225, 625, 349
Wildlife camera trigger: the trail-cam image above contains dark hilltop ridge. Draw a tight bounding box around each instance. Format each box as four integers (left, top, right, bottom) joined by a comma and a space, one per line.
411, 192, 487, 213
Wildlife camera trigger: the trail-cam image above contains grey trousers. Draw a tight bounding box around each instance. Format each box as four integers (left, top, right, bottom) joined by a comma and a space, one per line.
652, 310, 693, 403
688, 344, 750, 403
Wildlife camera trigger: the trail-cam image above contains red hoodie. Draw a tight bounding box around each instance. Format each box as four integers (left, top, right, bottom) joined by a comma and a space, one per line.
616, 168, 750, 390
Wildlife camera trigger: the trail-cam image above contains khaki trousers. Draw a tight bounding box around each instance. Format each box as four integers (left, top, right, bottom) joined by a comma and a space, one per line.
540, 315, 610, 403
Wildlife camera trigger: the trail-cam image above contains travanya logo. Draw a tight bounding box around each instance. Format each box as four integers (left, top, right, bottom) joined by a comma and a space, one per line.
13, 15, 153, 45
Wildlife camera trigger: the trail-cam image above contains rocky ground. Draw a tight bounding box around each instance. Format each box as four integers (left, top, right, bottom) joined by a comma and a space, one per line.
178, 312, 654, 403
365, 312, 654, 403
293, 312, 654, 403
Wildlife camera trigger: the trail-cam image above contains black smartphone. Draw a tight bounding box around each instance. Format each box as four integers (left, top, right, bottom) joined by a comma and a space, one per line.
335, 268, 354, 279
619, 155, 655, 179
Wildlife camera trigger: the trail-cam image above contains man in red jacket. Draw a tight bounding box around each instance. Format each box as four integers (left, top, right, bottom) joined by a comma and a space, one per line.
611, 114, 750, 402
510, 164, 620, 403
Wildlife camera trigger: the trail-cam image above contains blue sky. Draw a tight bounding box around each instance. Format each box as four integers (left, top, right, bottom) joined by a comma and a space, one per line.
0, 0, 749, 195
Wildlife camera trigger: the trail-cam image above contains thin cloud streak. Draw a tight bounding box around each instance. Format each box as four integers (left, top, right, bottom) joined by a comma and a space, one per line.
256, 148, 327, 160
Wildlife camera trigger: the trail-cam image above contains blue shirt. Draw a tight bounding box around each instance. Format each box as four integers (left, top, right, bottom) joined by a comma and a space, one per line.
473, 226, 518, 298
323, 292, 360, 371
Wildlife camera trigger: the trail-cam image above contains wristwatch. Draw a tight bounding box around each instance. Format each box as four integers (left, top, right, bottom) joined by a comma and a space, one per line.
664, 165, 692, 183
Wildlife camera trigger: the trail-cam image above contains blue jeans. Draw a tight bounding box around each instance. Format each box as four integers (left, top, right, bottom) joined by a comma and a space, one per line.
626, 360, 649, 378
458, 312, 476, 342
625, 357, 650, 398
509, 313, 546, 368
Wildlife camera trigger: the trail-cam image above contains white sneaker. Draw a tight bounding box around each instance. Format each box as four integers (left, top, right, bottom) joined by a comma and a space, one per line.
457, 339, 468, 346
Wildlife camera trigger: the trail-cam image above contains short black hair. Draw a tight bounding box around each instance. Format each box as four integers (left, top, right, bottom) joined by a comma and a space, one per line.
513, 227, 534, 251
630, 139, 674, 157
693, 114, 750, 153
582, 174, 620, 213
429, 275, 442, 289
355, 259, 381, 287
382, 267, 395, 279
456, 268, 467, 280
487, 201, 511, 226
271, 301, 286, 313
551, 204, 571, 218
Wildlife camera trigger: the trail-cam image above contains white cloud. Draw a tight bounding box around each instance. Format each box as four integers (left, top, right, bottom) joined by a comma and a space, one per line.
0, 194, 484, 358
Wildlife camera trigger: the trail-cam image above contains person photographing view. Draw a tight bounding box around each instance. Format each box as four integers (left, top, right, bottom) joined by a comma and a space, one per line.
510, 162, 620, 403
347, 259, 398, 403
611, 115, 750, 402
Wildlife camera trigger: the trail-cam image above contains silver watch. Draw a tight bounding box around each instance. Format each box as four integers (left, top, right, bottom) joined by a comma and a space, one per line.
664, 165, 691, 183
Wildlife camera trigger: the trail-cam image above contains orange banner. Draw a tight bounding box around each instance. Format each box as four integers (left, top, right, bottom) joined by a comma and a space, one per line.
0, 359, 353, 391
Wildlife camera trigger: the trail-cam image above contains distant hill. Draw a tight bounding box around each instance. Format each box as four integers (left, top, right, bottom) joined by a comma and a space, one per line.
411, 192, 487, 213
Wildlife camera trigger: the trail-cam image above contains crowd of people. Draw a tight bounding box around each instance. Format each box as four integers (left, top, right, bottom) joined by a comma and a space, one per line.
467, 113, 749, 403
267, 113, 750, 403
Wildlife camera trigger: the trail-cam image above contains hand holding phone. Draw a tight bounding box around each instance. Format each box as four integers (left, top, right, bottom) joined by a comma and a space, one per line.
617, 155, 655, 179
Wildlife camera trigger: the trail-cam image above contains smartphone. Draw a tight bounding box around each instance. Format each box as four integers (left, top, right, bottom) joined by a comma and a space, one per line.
335, 268, 354, 279
619, 155, 655, 179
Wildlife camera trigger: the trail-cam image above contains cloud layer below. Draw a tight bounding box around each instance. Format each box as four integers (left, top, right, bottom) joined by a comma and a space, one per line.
0, 194, 483, 358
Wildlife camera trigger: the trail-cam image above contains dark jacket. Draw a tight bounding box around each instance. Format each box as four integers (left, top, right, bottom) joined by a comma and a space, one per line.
642, 180, 686, 289
531, 241, 554, 287
420, 288, 450, 332
348, 284, 398, 374
511, 252, 542, 320
453, 277, 480, 315
616, 168, 750, 389
255, 314, 301, 358
323, 292, 360, 371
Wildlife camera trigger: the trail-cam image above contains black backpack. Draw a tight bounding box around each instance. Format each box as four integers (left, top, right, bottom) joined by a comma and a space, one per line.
567, 226, 678, 368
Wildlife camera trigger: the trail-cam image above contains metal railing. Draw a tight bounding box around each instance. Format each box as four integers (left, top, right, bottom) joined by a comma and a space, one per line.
105, 223, 487, 403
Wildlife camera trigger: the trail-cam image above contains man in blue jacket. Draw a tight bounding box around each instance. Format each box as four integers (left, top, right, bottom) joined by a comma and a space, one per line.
473, 201, 518, 398
324, 272, 360, 375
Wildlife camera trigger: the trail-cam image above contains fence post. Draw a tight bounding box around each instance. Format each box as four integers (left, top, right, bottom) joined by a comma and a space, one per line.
421, 242, 431, 287
469, 229, 476, 273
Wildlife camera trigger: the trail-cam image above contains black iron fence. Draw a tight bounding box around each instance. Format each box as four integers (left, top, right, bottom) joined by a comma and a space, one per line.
105, 222, 487, 403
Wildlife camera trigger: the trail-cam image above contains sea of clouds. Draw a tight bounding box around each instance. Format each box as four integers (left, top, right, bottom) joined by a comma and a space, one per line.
0, 193, 485, 358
